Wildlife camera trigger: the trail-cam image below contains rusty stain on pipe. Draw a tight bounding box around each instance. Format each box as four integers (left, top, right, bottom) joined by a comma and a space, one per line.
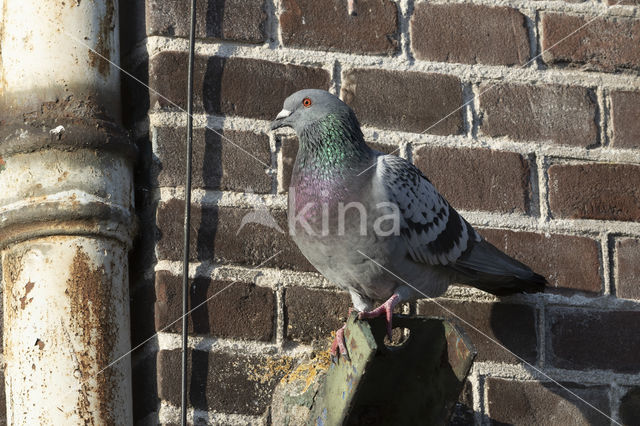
0, 0, 134, 423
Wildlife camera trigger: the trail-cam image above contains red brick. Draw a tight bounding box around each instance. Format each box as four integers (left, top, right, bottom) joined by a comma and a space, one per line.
547, 308, 640, 373
541, 13, 640, 72
411, 4, 529, 66
146, 0, 267, 43
280, 0, 398, 55
610, 90, 640, 149
548, 163, 640, 222
157, 349, 291, 414
341, 69, 463, 135
615, 238, 640, 301
284, 287, 352, 343
149, 53, 330, 119
479, 83, 598, 146
486, 378, 611, 425
154, 127, 272, 193
417, 300, 538, 363
155, 271, 275, 341
478, 229, 601, 293
156, 199, 314, 272
413, 146, 531, 214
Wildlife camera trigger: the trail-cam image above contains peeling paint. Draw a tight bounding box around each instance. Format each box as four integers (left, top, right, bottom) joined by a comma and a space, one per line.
19, 281, 34, 309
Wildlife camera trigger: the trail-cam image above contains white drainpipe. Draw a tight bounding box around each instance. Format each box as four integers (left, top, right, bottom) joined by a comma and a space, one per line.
0, 1, 135, 423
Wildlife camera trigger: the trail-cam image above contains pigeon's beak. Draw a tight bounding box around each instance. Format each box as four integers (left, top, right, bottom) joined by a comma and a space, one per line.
270, 109, 292, 130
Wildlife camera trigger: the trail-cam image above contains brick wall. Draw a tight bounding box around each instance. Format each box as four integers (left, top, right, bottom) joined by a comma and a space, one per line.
122, 0, 640, 424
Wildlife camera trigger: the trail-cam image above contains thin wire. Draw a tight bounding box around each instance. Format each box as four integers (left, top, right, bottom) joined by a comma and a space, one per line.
182, 1, 198, 424
356, 250, 621, 426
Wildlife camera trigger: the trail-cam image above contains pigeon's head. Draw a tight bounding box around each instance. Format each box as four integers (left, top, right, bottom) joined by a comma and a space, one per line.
270, 89, 354, 133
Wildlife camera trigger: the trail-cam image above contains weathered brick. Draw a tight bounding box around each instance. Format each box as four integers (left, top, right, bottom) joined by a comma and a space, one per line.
411, 4, 529, 66
620, 387, 640, 426
154, 127, 272, 193
547, 308, 640, 373
157, 349, 292, 414
486, 378, 611, 425
149, 53, 330, 119
413, 146, 531, 214
280, 0, 398, 55
615, 238, 640, 301
279, 136, 398, 193
146, 0, 267, 43
548, 163, 640, 222
479, 83, 598, 146
284, 286, 352, 343
479, 229, 601, 293
541, 12, 640, 72
417, 300, 538, 363
156, 199, 314, 271
155, 271, 275, 341
342, 69, 463, 135
610, 90, 640, 149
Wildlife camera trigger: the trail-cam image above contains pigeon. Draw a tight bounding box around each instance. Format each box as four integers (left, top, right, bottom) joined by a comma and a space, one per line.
271, 89, 546, 358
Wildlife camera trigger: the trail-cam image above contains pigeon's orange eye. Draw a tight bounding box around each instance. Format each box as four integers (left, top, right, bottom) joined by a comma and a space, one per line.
302, 97, 312, 108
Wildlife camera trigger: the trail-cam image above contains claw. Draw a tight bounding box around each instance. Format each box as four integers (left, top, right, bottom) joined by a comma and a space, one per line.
358, 293, 400, 340
330, 325, 349, 363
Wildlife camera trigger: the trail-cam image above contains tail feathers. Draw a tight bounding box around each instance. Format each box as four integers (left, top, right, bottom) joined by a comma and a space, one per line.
452, 239, 547, 296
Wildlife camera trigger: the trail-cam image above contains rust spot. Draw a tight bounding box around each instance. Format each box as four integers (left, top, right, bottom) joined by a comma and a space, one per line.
57, 171, 69, 182
87, 0, 114, 77
19, 281, 35, 310
35, 339, 45, 350
0, 156, 5, 172
67, 246, 117, 424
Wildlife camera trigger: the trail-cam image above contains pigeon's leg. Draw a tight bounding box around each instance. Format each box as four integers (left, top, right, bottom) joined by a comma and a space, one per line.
330, 324, 349, 362
358, 293, 400, 339
330, 307, 355, 362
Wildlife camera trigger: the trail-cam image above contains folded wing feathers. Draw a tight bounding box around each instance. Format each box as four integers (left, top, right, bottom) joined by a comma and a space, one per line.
380, 155, 478, 266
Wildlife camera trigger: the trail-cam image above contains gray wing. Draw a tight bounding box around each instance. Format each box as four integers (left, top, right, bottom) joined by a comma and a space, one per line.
376, 154, 546, 295
377, 155, 480, 266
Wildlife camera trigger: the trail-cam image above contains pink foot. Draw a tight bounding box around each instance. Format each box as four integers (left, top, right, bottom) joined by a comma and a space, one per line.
358, 294, 400, 339
330, 325, 349, 362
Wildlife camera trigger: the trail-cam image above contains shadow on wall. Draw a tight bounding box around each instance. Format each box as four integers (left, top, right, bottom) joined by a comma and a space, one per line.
187, 3, 227, 420
118, 0, 160, 423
